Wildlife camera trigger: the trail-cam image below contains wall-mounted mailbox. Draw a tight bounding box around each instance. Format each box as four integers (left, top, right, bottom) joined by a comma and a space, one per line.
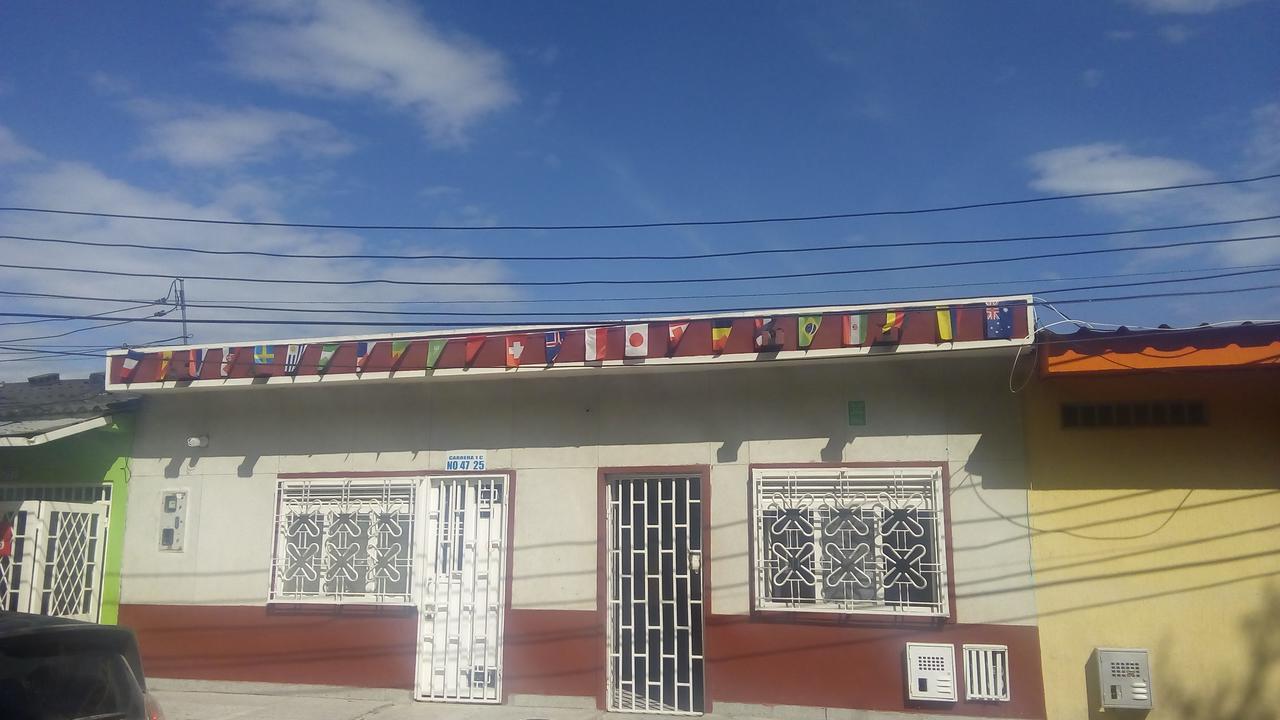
1093, 647, 1153, 711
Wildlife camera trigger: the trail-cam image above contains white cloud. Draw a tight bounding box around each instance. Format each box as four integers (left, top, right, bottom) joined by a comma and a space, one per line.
0, 125, 42, 164
225, 0, 516, 145
1027, 141, 1280, 264
139, 105, 353, 168
1028, 143, 1211, 194
1127, 0, 1259, 13
0, 151, 518, 380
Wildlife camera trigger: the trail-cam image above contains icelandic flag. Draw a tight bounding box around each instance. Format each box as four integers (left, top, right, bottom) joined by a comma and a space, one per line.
545, 331, 564, 364
984, 302, 1015, 340
121, 350, 145, 383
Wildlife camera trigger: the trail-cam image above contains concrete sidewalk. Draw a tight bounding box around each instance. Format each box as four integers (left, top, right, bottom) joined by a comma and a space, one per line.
148, 679, 960, 720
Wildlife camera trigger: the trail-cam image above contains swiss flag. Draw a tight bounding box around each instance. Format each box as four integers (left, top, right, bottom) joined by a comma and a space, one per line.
625, 324, 648, 358
505, 335, 528, 368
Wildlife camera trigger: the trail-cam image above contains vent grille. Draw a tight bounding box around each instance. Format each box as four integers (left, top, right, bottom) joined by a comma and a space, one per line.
1061, 401, 1206, 429
1110, 661, 1142, 678
964, 644, 1011, 702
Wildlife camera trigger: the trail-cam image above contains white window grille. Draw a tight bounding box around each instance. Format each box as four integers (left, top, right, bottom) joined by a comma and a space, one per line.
752, 467, 949, 617
270, 479, 417, 604
964, 644, 1011, 701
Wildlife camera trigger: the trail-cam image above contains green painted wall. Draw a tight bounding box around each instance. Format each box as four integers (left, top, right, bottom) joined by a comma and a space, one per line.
0, 415, 134, 624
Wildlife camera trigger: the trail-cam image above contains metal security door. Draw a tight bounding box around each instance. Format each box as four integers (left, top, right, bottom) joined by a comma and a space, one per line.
607, 475, 705, 715
0, 501, 38, 613
415, 476, 508, 703
31, 501, 109, 621
0, 501, 107, 621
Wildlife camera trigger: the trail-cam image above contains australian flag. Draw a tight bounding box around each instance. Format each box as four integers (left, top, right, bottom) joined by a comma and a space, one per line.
984, 302, 1015, 339
545, 331, 564, 364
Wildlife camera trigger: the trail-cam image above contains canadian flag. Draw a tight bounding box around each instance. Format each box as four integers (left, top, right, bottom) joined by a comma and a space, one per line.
625, 324, 648, 358
667, 322, 689, 355
584, 327, 608, 361
505, 335, 527, 368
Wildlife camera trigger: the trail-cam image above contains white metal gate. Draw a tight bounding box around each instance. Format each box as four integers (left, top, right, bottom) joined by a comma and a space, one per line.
415, 475, 508, 703
607, 475, 705, 715
0, 500, 108, 621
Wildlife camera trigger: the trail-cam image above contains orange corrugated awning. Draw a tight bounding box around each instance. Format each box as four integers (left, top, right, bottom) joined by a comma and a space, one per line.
1039, 325, 1280, 376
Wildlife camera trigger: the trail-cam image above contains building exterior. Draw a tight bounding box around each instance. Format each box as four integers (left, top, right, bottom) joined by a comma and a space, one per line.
0, 372, 139, 624
1025, 323, 1280, 720
107, 297, 1048, 719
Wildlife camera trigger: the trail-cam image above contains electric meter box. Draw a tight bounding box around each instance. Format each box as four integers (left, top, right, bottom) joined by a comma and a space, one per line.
905, 642, 957, 702
1092, 648, 1153, 710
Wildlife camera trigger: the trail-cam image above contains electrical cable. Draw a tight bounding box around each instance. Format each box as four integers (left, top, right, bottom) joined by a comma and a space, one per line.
4, 264, 1271, 321
3, 213, 1277, 261
0, 309, 175, 344
1, 284, 1278, 330
6, 262, 1276, 308
1, 172, 1276, 231
1, 231, 1277, 288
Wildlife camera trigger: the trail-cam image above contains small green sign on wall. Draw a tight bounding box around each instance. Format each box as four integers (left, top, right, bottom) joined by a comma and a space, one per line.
848, 400, 867, 426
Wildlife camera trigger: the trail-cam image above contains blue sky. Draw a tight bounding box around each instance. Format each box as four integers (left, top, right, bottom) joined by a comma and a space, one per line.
1, 0, 1278, 379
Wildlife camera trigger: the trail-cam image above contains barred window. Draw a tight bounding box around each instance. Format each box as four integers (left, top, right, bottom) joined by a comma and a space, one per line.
752, 467, 949, 617
270, 479, 417, 604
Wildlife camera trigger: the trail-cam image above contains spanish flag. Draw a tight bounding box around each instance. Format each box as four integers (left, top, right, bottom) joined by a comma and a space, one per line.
936, 306, 955, 342
711, 319, 733, 353
882, 310, 905, 334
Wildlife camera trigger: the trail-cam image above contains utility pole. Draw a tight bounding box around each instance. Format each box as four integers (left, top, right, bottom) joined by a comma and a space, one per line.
177, 278, 190, 343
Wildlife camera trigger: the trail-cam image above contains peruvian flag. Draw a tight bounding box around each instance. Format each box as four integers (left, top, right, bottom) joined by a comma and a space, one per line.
505, 335, 528, 368
584, 327, 608, 361
667, 322, 689, 355
625, 324, 648, 358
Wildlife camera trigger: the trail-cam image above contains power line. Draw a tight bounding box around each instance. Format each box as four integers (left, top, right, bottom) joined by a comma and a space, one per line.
1, 283, 1277, 329
0, 309, 175, 344
2, 265, 1272, 321
4, 262, 1276, 309
2, 232, 1277, 288
2, 172, 1277, 232
0, 302, 157, 328
3, 213, 1277, 261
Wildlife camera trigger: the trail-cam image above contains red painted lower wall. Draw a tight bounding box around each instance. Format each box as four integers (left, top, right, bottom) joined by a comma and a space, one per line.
120, 604, 1044, 718
118, 604, 418, 689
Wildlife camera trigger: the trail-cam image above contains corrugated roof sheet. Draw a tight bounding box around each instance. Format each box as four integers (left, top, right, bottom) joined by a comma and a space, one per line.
0, 371, 139, 431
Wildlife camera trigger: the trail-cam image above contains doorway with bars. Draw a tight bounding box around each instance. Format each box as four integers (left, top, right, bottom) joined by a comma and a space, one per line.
0, 491, 110, 622
605, 473, 707, 715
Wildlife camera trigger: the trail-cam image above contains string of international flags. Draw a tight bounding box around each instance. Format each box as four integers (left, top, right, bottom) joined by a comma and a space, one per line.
113, 300, 1021, 384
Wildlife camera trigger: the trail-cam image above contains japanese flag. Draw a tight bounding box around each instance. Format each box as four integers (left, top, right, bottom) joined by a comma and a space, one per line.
584, 327, 608, 361
625, 324, 648, 358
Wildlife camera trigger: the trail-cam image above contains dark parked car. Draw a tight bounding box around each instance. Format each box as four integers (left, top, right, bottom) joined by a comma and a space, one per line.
0, 612, 165, 720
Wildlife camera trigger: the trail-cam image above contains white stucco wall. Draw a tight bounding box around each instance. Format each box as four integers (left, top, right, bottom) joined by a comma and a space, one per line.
120, 353, 1037, 624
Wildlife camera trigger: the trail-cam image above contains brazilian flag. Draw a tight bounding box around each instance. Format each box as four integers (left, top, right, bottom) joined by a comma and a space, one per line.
798, 315, 822, 348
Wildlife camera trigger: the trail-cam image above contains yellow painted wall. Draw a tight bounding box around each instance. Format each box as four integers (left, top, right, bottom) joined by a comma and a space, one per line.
1025, 370, 1280, 719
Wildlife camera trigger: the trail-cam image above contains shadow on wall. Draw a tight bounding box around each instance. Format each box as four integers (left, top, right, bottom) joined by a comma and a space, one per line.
133, 357, 1023, 479
1155, 583, 1280, 720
